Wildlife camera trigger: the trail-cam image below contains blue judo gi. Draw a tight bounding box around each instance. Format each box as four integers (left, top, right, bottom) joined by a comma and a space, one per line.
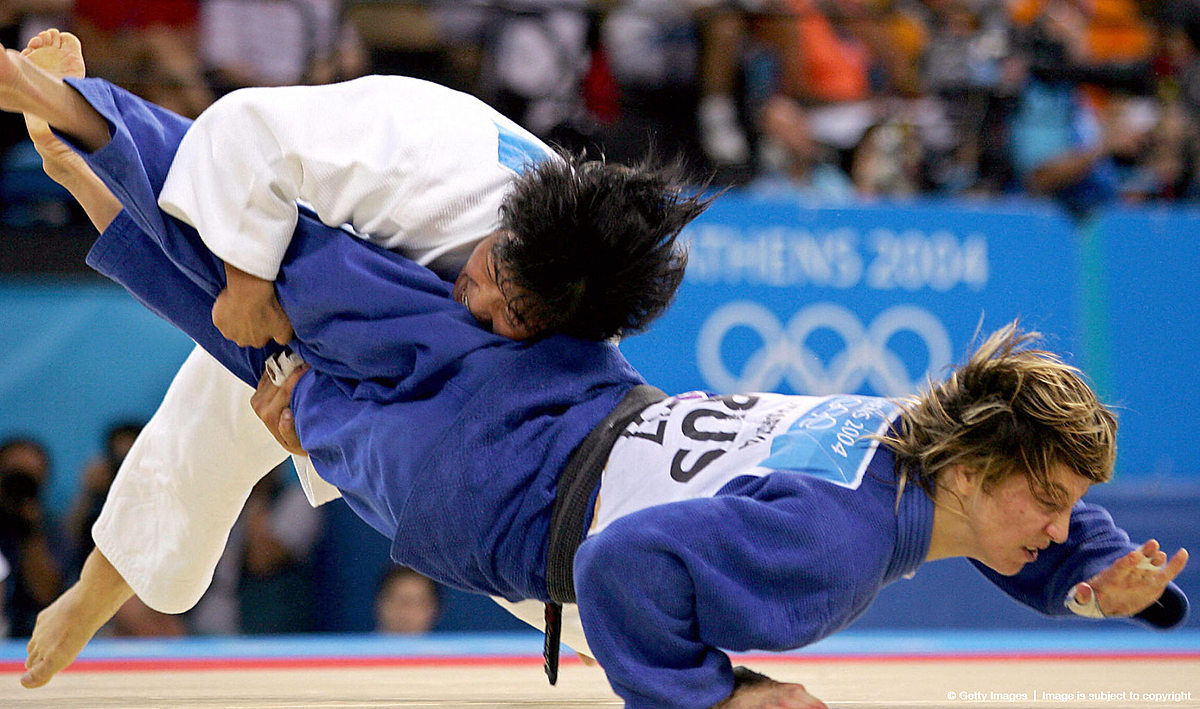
60, 78, 1189, 709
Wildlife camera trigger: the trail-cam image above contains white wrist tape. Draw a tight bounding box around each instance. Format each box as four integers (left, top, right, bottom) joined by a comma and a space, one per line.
264, 349, 307, 386
1065, 584, 1106, 618
1064, 553, 1159, 618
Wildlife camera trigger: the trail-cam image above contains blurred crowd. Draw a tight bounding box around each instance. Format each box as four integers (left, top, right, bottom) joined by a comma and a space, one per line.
2, 0, 1200, 224
0, 428, 441, 639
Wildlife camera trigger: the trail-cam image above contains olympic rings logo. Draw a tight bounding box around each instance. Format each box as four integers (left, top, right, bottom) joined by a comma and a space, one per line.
696, 302, 952, 396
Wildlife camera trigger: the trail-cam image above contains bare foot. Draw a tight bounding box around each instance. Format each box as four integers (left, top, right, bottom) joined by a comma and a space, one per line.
20, 30, 89, 184
0, 28, 108, 151
22, 548, 133, 689
22, 586, 112, 687
23, 28, 86, 79
0, 38, 60, 116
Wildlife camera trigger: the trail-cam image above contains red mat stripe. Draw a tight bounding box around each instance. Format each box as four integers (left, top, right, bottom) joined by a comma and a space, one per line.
3, 651, 1199, 675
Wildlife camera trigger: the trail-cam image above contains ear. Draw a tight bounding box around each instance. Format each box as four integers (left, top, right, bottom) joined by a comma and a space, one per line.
929, 463, 974, 519
948, 463, 978, 498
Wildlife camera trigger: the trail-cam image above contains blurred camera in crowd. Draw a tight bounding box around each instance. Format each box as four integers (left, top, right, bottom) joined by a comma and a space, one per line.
0, 464, 42, 540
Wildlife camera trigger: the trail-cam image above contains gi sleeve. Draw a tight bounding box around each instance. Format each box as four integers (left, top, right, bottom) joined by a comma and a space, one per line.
573, 493, 857, 709
972, 500, 1189, 629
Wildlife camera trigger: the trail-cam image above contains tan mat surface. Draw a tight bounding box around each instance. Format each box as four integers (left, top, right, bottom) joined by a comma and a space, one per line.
1, 658, 1197, 708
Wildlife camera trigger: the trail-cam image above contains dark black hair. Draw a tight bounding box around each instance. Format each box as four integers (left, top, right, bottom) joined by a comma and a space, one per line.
103, 420, 144, 465
0, 435, 50, 471
496, 153, 711, 340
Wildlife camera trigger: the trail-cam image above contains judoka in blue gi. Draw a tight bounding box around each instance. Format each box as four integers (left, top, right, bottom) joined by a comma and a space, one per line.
1, 35, 1189, 709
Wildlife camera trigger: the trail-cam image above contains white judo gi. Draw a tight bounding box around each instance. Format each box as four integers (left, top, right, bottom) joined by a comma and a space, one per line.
94, 76, 558, 615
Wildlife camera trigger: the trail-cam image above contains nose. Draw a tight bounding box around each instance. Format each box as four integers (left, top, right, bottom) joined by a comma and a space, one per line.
1045, 508, 1071, 544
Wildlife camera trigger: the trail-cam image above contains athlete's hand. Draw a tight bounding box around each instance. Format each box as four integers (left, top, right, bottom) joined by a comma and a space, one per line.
713, 667, 828, 709
1074, 540, 1188, 617
213, 263, 293, 347
251, 362, 308, 456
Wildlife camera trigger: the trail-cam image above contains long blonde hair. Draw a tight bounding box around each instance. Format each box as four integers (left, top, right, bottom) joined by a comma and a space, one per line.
882, 321, 1116, 505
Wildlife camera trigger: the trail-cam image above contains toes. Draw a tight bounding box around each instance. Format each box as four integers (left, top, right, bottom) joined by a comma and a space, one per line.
20, 666, 49, 689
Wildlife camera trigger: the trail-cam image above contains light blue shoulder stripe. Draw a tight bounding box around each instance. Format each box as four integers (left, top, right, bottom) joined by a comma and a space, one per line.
495, 120, 555, 175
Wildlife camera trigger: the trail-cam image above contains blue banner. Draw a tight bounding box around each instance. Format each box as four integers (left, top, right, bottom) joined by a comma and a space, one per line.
1095, 205, 1200, 478
621, 193, 1081, 403
0, 280, 193, 516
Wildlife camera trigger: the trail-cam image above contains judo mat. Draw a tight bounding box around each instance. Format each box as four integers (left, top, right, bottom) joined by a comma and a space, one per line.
2, 630, 1198, 708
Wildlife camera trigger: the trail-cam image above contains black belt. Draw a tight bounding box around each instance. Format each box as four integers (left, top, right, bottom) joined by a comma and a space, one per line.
542, 384, 666, 684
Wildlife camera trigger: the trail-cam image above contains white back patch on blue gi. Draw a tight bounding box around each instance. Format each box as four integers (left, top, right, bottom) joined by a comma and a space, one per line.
761, 396, 899, 489
495, 121, 555, 174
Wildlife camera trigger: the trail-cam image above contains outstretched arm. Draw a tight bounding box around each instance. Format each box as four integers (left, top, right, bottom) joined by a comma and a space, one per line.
973, 500, 1189, 627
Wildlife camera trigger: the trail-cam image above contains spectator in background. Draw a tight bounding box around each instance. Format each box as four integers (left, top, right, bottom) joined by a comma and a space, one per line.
199, 0, 366, 96
1143, 1, 1200, 200
0, 549, 9, 637
341, 1, 462, 90
918, 0, 1018, 193
440, 0, 592, 148
694, 0, 922, 171
65, 421, 141, 576
239, 468, 321, 633
1084, 0, 1153, 64
751, 93, 855, 201
71, 0, 213, 116
694, 0, 766, 167
1005, 0, 1154, 214
0, 0, 70, 220
598, 0, 707, 169
850, 117, 927, 198
0, 436, 62, 637
375, 566, 440, 635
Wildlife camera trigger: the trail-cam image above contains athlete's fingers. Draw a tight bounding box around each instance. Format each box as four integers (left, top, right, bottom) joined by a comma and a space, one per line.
251, 365, 296, 436
250, 368, 280, 415
277, 408, 303, 455
1164, 548, 1189, 581
269, 366, 307, 455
